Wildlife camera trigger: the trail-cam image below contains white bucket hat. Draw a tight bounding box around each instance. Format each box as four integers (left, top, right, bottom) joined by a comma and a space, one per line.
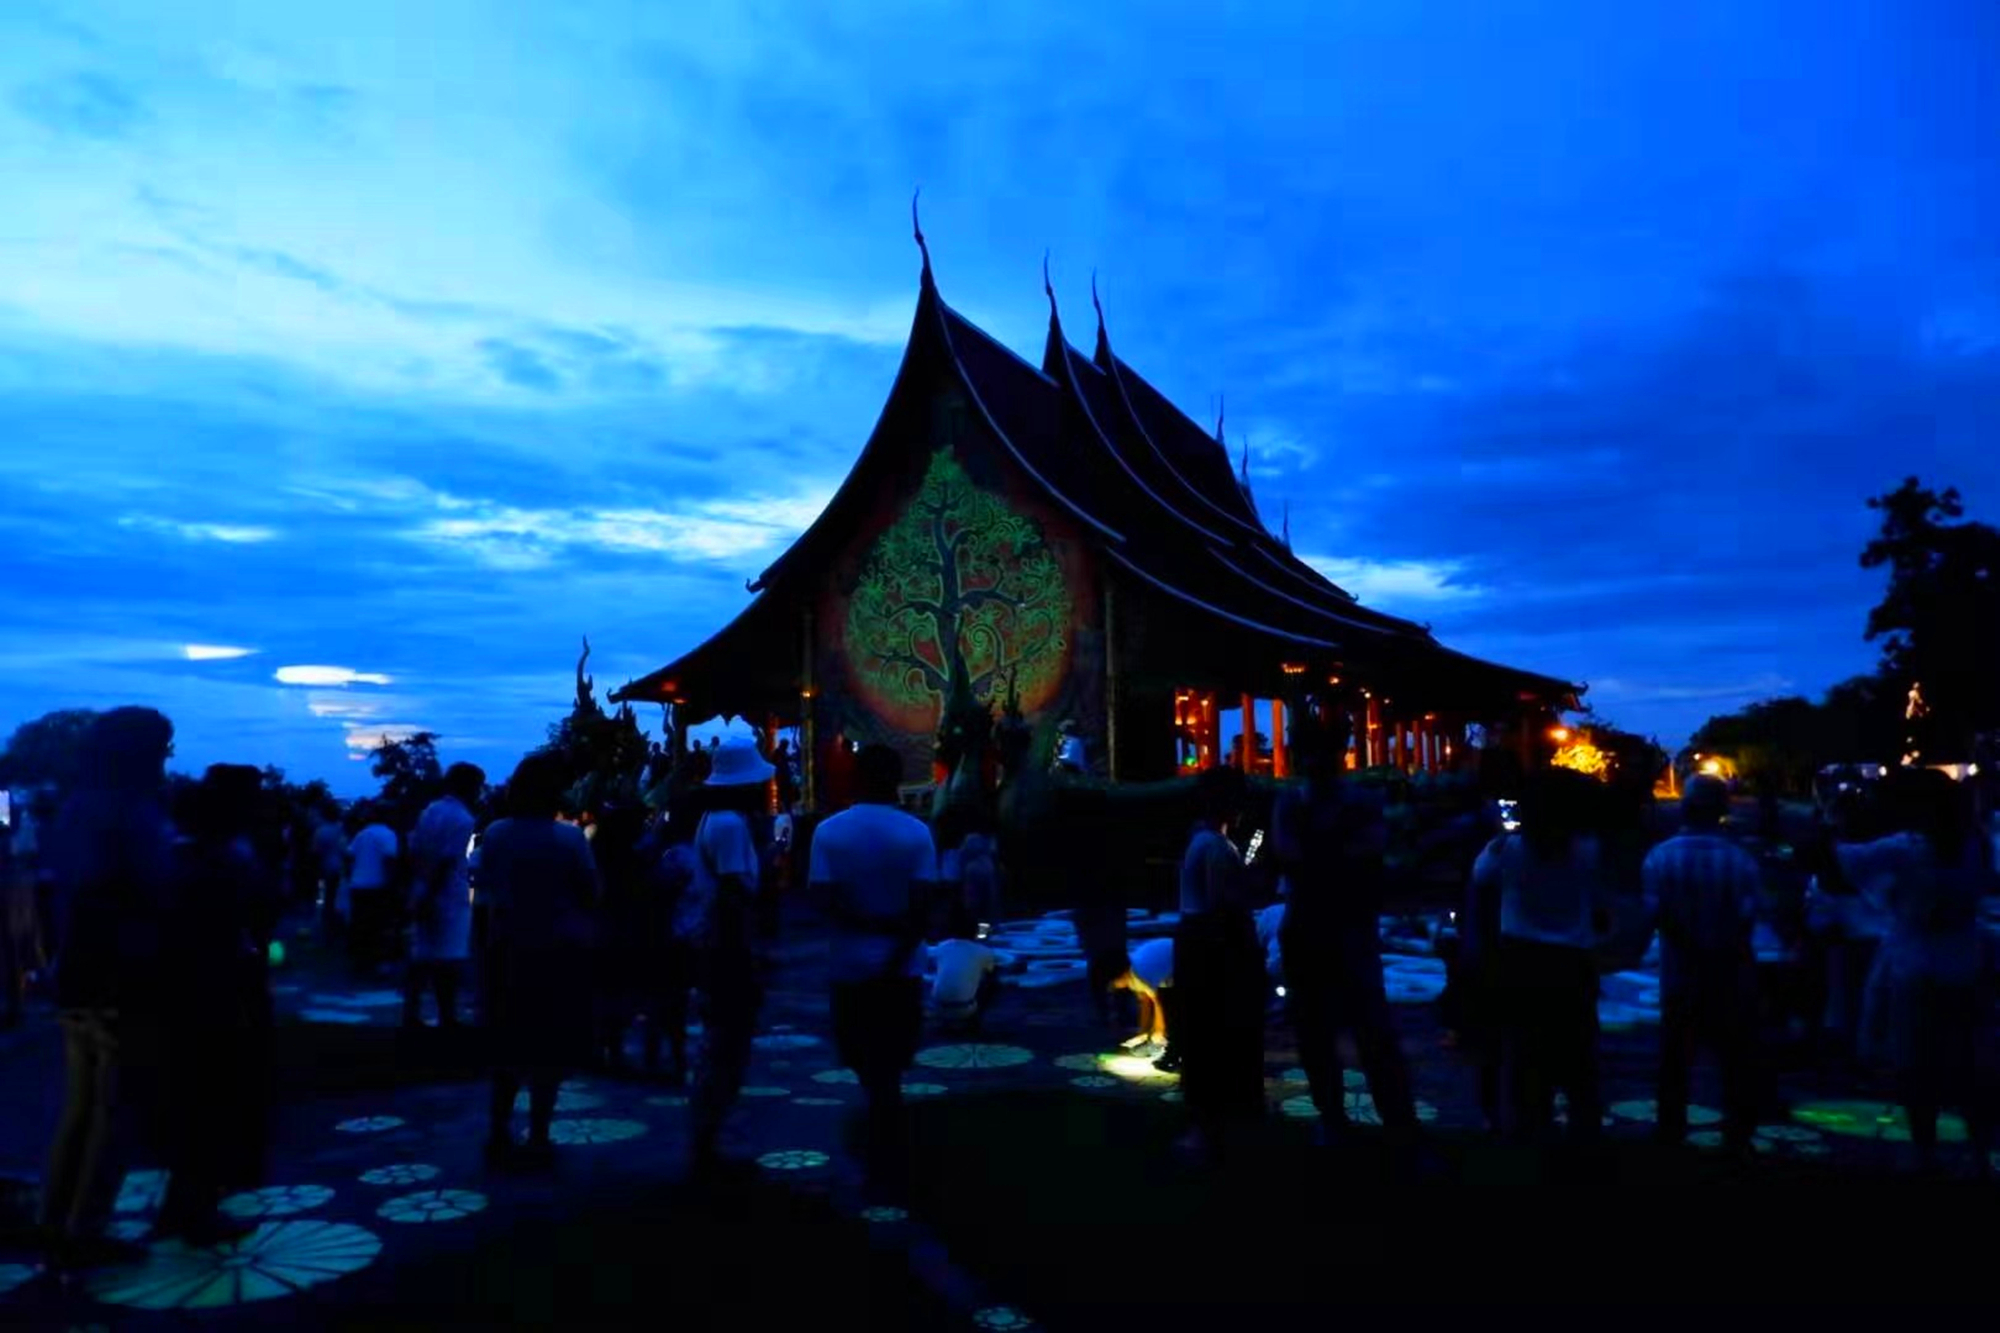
706, 735, 776, 788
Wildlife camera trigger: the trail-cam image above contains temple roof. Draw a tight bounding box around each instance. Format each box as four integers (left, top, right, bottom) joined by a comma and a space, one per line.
612, 246, 1579, 716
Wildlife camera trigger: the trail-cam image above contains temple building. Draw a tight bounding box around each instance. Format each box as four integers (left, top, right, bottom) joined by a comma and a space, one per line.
611, 222, 1579, 806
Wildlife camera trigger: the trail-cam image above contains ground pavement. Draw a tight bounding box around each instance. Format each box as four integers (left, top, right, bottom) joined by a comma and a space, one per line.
1, 908, 1994, 1328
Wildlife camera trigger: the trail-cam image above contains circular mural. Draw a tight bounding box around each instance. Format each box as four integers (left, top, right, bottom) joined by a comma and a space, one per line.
547, 1119, 648, 1145
843, 450, 1074, 733
756, 1150, 829, 1172
87, 1221, 383, 1310
116, 1168, 170, 1215
915, 1044, 1034, 1071
377, 1189, 488, 1224
221, 1185, 335, 1220
334, 1116, 405, 1135
359, 1164, 440, 1187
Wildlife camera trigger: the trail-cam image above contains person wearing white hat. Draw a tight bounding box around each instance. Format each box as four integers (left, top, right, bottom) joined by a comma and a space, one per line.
680, 734, 775, 1173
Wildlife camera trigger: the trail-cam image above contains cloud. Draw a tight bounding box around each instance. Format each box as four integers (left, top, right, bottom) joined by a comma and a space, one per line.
12, 70, 145, 139
117, 516, 279, 544
183, 644, 256, 661
478, 338, 564, 393
404, 486, 837, 570
275, 665, 394, 687
1299, 555, 1483, 605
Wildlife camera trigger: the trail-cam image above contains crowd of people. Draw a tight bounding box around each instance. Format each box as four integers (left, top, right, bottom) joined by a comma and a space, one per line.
11, 698, 2000, 1277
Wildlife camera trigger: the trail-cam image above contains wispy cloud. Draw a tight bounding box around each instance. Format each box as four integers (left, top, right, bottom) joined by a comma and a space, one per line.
118, 516, 279, 544
183, 643, 255, 661
407, 488, 836, 570
275, 665, 393, 687
1300, 555, 1484, 605
12, 70, 145, 140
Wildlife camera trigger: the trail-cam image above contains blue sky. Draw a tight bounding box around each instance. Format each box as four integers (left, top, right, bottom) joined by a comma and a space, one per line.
1, 0, 1994, 795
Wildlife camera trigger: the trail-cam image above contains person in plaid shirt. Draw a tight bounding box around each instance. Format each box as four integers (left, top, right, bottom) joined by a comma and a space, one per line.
1642, 775, 1764, 1152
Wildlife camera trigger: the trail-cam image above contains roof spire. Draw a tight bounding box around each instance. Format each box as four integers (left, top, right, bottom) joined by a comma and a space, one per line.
1239, 434, 1250, 485
1281, 499, 1291, 550
1216, 392, 1227, 446
912, 188, 932, 287
1090, 270, 1105, 334
1043, 249, 1057, 323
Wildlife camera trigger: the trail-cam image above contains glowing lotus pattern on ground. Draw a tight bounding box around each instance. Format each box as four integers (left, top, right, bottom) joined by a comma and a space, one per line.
861, 1206, 908, 1223
359, 1164, 440, 1187
1280, 1096, 1320, 1119
87, 1221, 382, 1309
914, 1044, 1034, 1070
973, 1305, 1037, 1330
109, 1219, 153, 1241
812, 1069, 860, 1084
1071, 1076, 1118, 1090
0, 1264, 34, 1297
221, 1184, 335, 1219
646, 1094, 690, 1107
793, 1096, 846, 1106
116, 1169, 170, 1214
753, 1033, 822, 1050
739, 1086, 791, 1098
547, 1118, 648, 1145
300, 1009, 370, 1025
756, 1150, 829, 1171
514, 1089, 604, 1113
334, 1116, 404, 1134
1054, 1053, 1107, 1072
1789, 1101, 1966, 1143
901, 1082, 948, 1097
1608, 1100, 1722, 1127
377, 1189, 488, 1224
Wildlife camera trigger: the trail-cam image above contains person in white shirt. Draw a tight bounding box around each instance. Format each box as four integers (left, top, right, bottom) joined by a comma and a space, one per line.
929, 917, 1001, 1032
345, 808, 402, 976
809, 743, 939, 1196
1470, 767, 1609, 1144
1108, 937, 1176, 1065
1172, 765, 1263, 1157
403, 763, 484, 1032
682, 737, 774, 1173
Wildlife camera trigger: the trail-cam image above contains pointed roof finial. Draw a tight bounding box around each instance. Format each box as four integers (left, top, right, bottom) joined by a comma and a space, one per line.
1043, 249, 1057, 322
1239, 430, 1251, 485
1216, 392, 1227, 445
1281, 499, 1292, 549
1090, 269, 1105, 331
912, 188, 932, 285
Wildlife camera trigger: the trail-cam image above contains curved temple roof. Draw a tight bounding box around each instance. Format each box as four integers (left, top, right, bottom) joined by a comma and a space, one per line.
613, 245, 1579, 716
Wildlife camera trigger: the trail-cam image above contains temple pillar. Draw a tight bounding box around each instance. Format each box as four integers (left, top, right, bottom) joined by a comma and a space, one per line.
1239, 693, 1255, 769
764, 715, 782, 814
1364, 695, 1383, 768
1271, 698, 1288, 778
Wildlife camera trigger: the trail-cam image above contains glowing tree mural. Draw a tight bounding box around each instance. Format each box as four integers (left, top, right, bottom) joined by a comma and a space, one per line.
846, 449, 1072, 728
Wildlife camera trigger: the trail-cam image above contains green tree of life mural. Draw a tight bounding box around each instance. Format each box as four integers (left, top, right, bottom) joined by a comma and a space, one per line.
847, 449, 1072, 729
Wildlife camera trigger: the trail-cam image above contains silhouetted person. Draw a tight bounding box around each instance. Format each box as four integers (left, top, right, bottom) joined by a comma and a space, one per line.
1473, 767, 1608, 1144
1173, 764, 1263, 1160
404, 763, 483, 1033
1834, 768, 1995, 1173
344, 802, 402, 976
38, 708, 177, 1270
683, 737, 774, 1175
1642, 774, 1763, 1154
641, 798, 699, 1084
809, 743, 939, 1199
591, 801, 655, 1072
478, 752, 602, 1167
153, 764, 273, 1244
1272, 703, 1419, 1141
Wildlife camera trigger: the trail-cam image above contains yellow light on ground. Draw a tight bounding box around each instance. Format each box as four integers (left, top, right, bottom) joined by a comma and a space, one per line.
1100, 1054, 1176, 1082
1549, 726, 1572, 743
1699, 759, 1723, 777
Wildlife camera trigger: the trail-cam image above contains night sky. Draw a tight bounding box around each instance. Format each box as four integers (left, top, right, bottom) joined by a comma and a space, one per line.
2, 1, 1995, 794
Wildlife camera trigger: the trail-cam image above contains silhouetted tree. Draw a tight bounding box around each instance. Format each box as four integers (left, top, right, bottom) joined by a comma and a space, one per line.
1861, 477, 2000, 761
368, 731, 443, 820
0, 708, 104, 791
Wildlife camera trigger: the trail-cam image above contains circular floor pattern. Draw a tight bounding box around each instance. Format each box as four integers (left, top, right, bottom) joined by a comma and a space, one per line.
915, 1043, 1034, 1071
221, 1185, 335, 1220
860, 1206, 908, 1223
813, 1069, 860, 1085
1753, 1124, 1822, 1144
753, 1033, 822, 1051
377, 1189, 488, 1224
1055, 1053, 1108, 1073
1071, 1076, 1118, 1090
1280, 1096, 1320, 1119
1788, 1101, 1967, 1143
740, 1086, 791, 1098
645, 1095, 690, 1108
793, 1097, 846, 1107
116, 1169, 170, 1215
300, 1009, 370, 1025
973, 1304, 1038, 1330
0, 1263, 35, 1297
109, 1219, 153, 1242
901, 1082, 949, 1098
1160, 1089, 1183, 1103
756, 1149, 829, 1172
87, 1221, 382, 1310
515, 1089, 604, 1114
1608, 1100, 1722, 1127
335, 1116, 405, 1134
547, 1118, 648, 1145
359, 1164, 440, 1187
